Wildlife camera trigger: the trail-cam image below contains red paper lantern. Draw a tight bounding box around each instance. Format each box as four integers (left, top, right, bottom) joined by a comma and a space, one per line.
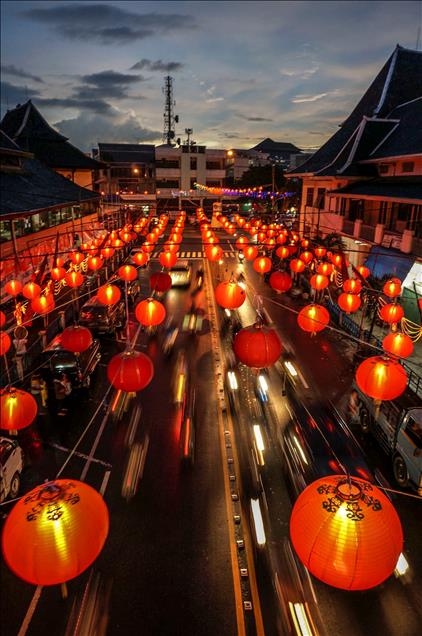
70, 252, 84, 265
356, 355, 408, 400
253, 256, 272, 274
2, 479, 109, 585
276, 246, 290, 260
310, 274, 329, 290
379, 303, 404, 325
317, 262, 334, 276
290, 475, 403, 591
60, 326, 93, 353
331, 253, 343, 268
297, 304, 329, 333
0, 331, 11, 355
142, 241, 155, 253
205, 245, 223, 262
299, 250, 313, 265
118, 265, 137, 282
50, 267, 66, 281
150, 272, 172, 293
170, 232, 183, 244
5, 280, 23, 297
235, 236, 249, 250
97, 284, 121, 305
383, 278, 402, 298
107, 350, 154, 391
276, 234, 287, 245
163, 241, 179, 254
133, 251, 149, 266
269, 271, 292, 293
338, 292, 361, 313
87, 256, 103, 271
112, 239, 125, 249
343, 278, 362, 294
382, 332, 414, 359
135, 298, 166, 326
290, 258, 306, 274
31, 294, 55, 315
215, 282, 246, 309
0, 311, 5, 329
0, 388, 38, 431
357, 265, 371, 279
22, 282, 41, 299
101, 247, 115, 259
159, 251, 178, 268
314, 247, 326, 258
301, 239, 310, 249
233, 324, 282, 368
65, 271, 84, 288
242, 246, 258, 261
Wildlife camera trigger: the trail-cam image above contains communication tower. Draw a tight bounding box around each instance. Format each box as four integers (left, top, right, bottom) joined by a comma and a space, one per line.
162, 76, 179, 146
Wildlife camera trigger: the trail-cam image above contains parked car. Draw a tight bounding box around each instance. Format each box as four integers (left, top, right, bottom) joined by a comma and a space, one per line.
40, 334, 101, 388
79, 295, 126, 334
0, 437, 23, 502
170, 261, 192, 288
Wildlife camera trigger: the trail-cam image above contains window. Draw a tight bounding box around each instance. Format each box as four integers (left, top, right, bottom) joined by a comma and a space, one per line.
401, 161, 414, 173
190, 178, 196, 189
156, 180, 180, 189
0, 220, 12, 243
190, 158, 197, 170
404, 416, 422, 448
305, 187, 314, 206
349, 199, 364, 221
340, 198, 347, 216
206, 161, 222, 170
316, 187, 326, 209
397, 203, 412, 222
379, 201, 388, 225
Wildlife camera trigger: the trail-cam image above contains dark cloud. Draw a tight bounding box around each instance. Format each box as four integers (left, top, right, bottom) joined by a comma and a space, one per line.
82, 70, 144, 87
73, 70, 146, 100
0, 81, 38, 106
35, 97, 114, 115
1, 64, 44, 83
22, 4, 197, 44
130, 59, 184, 72
239, 115, 273, 122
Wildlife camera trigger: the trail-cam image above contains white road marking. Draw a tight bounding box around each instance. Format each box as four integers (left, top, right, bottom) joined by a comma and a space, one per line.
100, 470, 111, 496
48, 442, 112, 468
80, 409, 111, 482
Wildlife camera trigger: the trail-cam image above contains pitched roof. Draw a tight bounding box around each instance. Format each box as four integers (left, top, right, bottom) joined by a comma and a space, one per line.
97, 142, 155, 163
368, 97, 422, 159
251, 138, 302, 153
0, 101, 104, 170
328, 177, 422, 202
289, 45, 422, 175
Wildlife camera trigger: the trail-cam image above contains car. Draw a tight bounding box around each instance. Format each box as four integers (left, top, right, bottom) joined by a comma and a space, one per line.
180, 387, 196, 466
0, 437, 23, 502
79, 295, 126, 334
40, 334, 101, 388
169, 261, 192, 288
109, 276, 141, 305
173, 350, 188, 405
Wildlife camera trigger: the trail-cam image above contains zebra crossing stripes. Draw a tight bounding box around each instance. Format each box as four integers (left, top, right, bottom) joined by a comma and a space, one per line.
150, 251, 234, 260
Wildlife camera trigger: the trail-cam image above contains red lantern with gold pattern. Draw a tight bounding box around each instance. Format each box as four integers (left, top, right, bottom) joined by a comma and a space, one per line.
215, 282, 246, 309
382, 332, 414, 359
65, 271, 84, 288
133, 251, 149, 266
5, 280, 23, 297
51, 267, 66, 281
97, 284, 121, 306
2, 479, 109, 586
290, 475, 403, 591
383, 278, 402, 298
22, 282, 41, 299
0, 388, 38, 431
356, 355, 408, 401
343, 278, 362, 294
107, 350, 154, 392
269, 271, 292, 293
61, 326, 93, 353
310, 274, 329, 291
31, 294, 55, 315
253, 256, 272, 274
379, 303, 404, 325
205, 245, 223, 262
135, 298, 166, 326
290, 258, 306, 274
298, 304, 329, 333
118, 265, 137, 282
233, 324, 282, 369
159, 251, 177, 268
0, 331, 11, 355
338, 292, 361, 314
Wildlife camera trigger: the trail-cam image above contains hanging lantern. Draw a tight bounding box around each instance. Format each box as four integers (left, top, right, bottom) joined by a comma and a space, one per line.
142, 241, 155, 254
343, 278, 362, 294
233, 324, 282, 368
379, 303, 404, 325
135, 298, 166, 326
288, 245, 298, 256
70, 252, 84, 265
331, 254, 343, 268
276, 234, 287, 245
97, 284, 121, 306
382, 332, 414, 359
87, 256, 103, 271
150, 272, 172, 293
55, 256, 65, 267
5, 280, 22, 297
290, 259, 306, 274
299, 251, 313, 265
338, 292, 361, 314
290, 475, 403, 591
22, 282, 41, 299
257, 231, 267, 243
357, 265, 371, 279
170, 232, 183, 245
118, 265, 137, 282
301, 239, 310, 249
242, 246, 258, 261
101, 247, 115, 259
133, 251, 149, 267
112, 239, 125, 249
314, 247, 326, 259
236, 236, 249, 251
215, 282, 246, 309
107, 350, 154, 392
0, 331, 11, 355
317, 262, 334, 276
65, 271, 84, 288
276, 246, 290, 260
163, 241, 179, 254
253, 256, 272, 274
310, 274, 329, 291
383, 278, 402, 298
2, 479, 109, 586
356, 355, 408, 401
31, 294, 55, 315
159, 251, 178, 268
0, 311, 5, 329
264, 238, 276, 251
205, 245, 223, 262
50, 267, 66, 281
298, 304, 329, 333
61, 326, 93, 353
269, 271, 292, 293
0, 388, 38, 431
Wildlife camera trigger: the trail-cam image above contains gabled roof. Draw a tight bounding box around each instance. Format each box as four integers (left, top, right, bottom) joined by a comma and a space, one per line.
0, 101, 104, 170
251, 138, 301, 153
289, 45, 422, 175
368, 97, 422, 159
97, 142, 155, 163
0, 130, 22, 152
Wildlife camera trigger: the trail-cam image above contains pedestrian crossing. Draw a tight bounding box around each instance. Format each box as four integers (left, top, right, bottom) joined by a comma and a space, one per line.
150, 251, 235, 259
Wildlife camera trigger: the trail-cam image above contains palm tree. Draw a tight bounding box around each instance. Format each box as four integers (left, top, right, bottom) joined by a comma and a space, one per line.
316, 232, 346, 251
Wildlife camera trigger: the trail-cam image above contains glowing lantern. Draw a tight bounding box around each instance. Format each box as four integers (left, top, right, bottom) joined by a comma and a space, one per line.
170, 232, 183, 245
317, 262, 334, 276
2, 479, 109, 586
264, 238, 276, 250
61, 326, 93, 353
112, 239, 125, 249
338, 292, 361, 313
276, 234, 287, 245
133, 251, 149, 266
382, 332, 414, 359
150, 272, 172, 293
276, 246, 290, 260
253, 256, 272, 274
297, 304, 329, 333
290, 475, 403, 591
314, 247, 326, 258
205, 245, 223, 262
310, 274, 329, 290
356, 356, 408, 401
269, 271, 292, 293
257, 231, 267, 243
331, 254, 343, 268
379, 303, 404, 325
5, 280, 22, 297
236, 236, 249, 250
97, 284, 121, 306
65, 271, 84, 288
159, 251, 178, 268
22, 282, 41, 299
142, 241, 155, 253
233, 325, 282, 368
70, 252, 84, 265
101, 247, 115, 259
383, 278, 402, 298
299, 251, 313, 265
87, 256, 103, 271
0, 311, 5, 328
204, 236, 219, 245
301, 239, 310, 249
288, 245, 298, 256
163, 241, 179, 254
55, 257, 65, 268
31, 294, 55, 315
290, 259, 306, 274
0, 331, 11, 355
118, 265, 137, 282
135, 298, 166, 326
107, 350, 154, 392
243, 246, 259, 261
357, 265, 371, 279
215, 282, 246, 309
0, 388, 37, 431
51, 267, 66, 281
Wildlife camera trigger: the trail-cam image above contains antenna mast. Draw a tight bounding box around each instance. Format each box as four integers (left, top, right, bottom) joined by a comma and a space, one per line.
162, 76, 179, 146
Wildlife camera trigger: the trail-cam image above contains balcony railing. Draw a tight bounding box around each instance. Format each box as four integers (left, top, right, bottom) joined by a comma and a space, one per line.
360, 224, 376, 242
342, 219, 354, 235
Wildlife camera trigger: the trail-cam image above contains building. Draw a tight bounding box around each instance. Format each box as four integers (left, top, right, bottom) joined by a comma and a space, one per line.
225, 148, 269, 182
289, 152, 314, 171
288, 45, 422, 267
0, 101, 104, 190
94, 143, 156, 196
251, 138, 302, 168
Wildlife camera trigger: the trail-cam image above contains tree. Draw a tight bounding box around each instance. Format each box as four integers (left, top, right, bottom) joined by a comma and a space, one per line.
236, 164, 285, 189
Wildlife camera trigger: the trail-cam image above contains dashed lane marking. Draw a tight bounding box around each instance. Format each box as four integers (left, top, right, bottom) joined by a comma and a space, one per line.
48, 442, 112, 469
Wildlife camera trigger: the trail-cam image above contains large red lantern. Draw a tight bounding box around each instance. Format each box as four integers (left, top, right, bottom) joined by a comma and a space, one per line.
107, 350, 154, 391
135, 298, 166, 326
356, 355, 408, 400
299, 251, 313, 265
0, 388, 38, 431
343, 278, 362, 294
87, 256, 103, 271
383, 278, 402, 298
61, 326, 93, 353
276, 234, 287, 245
276, 246, 290, 260
22, 282, 41, 299
233, 324, 282, 368
243, 246, 258, 261
297, 304, 329, 333
253, 256, 272, 274
215, 282, 246, 309
310, 274, 329, 291
50, 267, 66, 281
314, 247, 326, 259
0, 331, 11, 355
205, 245, 223, 262
379, 303, 404, 325
118, 265, 137, 282
150, 272, 172, 293
5, 280, 22, 297
290, 475, 403, 591
101, 247, 115, 259
159, 251, 177, 268
97, 284, 121, 305
338, 292, 361, 313
2, 479, 109, 586
290, 258, 306, 274
269, 271, 292, 293
357, 265, 371, 279
31, 294, 55, 315
70, 252, 84, 265
133, 251, 149, 266
382, 332, 414, 359
317, 262, 334, 276
65, 271, 84, 288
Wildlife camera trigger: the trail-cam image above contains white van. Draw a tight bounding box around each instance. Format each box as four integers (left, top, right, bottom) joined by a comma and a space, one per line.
0, 437, 23, 501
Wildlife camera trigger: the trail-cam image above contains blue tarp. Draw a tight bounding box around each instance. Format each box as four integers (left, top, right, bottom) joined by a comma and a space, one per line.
364, 246, 414, 281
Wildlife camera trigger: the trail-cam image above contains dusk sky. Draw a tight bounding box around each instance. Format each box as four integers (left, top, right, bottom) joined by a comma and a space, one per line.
1, 1, 420, 152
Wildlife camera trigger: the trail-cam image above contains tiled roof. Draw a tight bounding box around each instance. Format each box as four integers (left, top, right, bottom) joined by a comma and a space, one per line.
328, 177, 422, 202
369, 97, 422, 159
97, 143, 155, 164
251, 138, 301, 153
